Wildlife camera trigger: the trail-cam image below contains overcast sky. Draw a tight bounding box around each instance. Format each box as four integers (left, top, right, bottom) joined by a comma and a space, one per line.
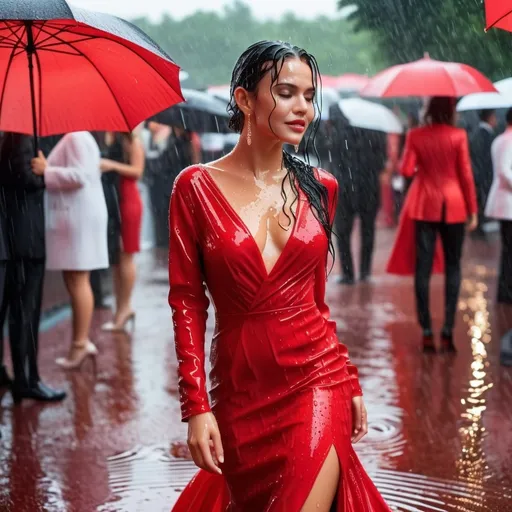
71, 0, 344, 21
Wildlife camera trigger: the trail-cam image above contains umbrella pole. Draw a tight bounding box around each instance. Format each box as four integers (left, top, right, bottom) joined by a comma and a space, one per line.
24, 21, 39, 158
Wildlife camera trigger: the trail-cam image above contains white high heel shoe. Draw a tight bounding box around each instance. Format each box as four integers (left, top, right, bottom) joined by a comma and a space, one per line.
101, 312, 136, 332
56, 341, 98, 370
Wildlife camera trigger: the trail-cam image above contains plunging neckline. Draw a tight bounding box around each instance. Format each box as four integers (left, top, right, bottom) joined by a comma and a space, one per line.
201, 164, 301, 279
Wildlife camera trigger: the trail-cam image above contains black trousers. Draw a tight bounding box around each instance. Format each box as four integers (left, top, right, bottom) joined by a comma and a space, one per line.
498, 220, 512, 304
415, 221, 465, 332
0, 259, 45, 386
335, 207, 378, 280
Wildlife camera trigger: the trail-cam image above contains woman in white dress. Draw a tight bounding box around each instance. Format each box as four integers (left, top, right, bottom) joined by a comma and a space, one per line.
31, 131, 109, 369
486, 108, 512, 304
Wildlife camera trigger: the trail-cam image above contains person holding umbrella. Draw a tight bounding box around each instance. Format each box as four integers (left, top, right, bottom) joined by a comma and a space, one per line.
0, 133, 66, 402
388, 97, 478, 352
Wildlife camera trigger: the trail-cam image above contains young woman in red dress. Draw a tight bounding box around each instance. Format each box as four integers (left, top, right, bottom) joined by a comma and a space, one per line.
169, 41, 392, 511
100, 132, 145, 331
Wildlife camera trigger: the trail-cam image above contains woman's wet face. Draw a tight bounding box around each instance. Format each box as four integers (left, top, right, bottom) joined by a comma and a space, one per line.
252, 56, 316, 146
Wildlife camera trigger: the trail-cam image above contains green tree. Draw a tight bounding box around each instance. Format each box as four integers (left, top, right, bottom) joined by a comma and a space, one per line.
339, 0, 512, 80
132, 0, 383, 88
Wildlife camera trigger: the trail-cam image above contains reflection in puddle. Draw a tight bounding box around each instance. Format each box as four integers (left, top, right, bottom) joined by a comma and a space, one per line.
458, 271, 493, 483
374, 470, 510, 511
100, 445, 511, 512
98, 446, 192, 512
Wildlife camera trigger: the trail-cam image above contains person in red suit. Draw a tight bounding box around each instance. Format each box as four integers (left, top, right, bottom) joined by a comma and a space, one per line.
169, 41, 391, 512
100, 132, 145, 331
387, 97, 477, 352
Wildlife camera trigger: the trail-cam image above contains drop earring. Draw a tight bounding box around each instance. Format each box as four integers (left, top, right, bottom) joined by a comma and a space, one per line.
247, 113, 252, 146
294, 144, 299, 153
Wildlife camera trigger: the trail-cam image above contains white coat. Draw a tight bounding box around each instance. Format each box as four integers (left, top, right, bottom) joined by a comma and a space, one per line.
486, 129, 512, 221
45, 132, 109, 271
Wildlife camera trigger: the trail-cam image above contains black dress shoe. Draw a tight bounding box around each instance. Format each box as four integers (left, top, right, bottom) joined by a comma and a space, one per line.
440, 331, 457, 353
422, 329, 436, 353
335, 275, 355, 285
0, 365, 12, 388
11, 381, 67, 404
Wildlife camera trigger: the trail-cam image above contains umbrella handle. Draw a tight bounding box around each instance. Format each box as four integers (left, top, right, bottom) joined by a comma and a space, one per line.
24, 21, 39, 158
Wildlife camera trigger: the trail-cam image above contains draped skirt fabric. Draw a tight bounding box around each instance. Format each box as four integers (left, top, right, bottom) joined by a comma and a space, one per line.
173, 383, 390, 512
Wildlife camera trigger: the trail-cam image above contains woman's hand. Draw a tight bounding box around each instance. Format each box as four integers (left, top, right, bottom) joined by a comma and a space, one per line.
100, 158, 118, 173
351, 396, 368, 444
187, 412, 224, 474
467, 212, 478, 232
31, 150, 47, 175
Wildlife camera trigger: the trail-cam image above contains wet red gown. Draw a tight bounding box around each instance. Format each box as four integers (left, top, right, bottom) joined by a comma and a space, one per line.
169, 165, 391, 511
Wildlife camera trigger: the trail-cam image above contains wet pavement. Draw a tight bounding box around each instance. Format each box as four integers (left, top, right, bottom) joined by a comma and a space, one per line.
1, 227, 512, 512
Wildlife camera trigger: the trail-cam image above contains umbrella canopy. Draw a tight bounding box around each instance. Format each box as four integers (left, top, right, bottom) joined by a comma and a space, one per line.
456, 77, 512, 111
0, 0, 183, 148
151, 89, 230, 133
457, 91, 512, 112
337, 98, 403, 134
485, 0, 512, 32
495, 77, 512, 95
322, 73, 370, 92
360, 55, 497, 98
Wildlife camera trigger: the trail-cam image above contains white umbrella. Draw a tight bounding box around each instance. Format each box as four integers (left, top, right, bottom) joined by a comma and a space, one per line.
337, 98, 404, 134
457, 92, 512, 111
457, 78, 512, 112
495, 78, 512, 95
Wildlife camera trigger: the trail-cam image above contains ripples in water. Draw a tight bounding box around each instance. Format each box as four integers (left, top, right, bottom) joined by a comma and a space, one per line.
99, 445, 512, 512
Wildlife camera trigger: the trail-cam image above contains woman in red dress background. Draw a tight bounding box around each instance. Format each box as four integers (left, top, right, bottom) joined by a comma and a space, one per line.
387, 97, 477, 352
101, 132, 144, 331
169, 41, 391, 511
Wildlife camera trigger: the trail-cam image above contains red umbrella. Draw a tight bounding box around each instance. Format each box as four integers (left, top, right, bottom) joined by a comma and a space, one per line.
485, 0, 512, 32
360, 55, 497, 98
0, 0, 184, 154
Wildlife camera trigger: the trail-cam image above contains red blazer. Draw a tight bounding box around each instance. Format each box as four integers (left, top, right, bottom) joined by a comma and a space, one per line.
400, 124, 478, 223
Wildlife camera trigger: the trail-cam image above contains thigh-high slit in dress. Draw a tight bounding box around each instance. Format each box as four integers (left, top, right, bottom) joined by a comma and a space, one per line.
169, 165, 391, 512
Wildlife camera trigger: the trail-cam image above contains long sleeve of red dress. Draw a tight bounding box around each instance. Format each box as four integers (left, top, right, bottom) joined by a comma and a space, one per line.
168, 175, 211, 422
315, 173, 363, 397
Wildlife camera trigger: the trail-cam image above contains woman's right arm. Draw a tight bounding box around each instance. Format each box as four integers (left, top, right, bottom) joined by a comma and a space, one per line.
168, 173, 224, 474
168, 174, 211, 421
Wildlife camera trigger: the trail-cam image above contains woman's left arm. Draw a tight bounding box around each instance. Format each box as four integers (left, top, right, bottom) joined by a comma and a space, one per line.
102, 138, 145, 180
314, 172, 363, 398
314, 172, 367, 443
38, 133, 89, 191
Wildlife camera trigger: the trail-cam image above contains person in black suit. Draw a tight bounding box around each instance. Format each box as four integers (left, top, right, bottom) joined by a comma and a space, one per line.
331, 121, 387, 284
0, 132, 66, 403
470, 109, 497, 238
